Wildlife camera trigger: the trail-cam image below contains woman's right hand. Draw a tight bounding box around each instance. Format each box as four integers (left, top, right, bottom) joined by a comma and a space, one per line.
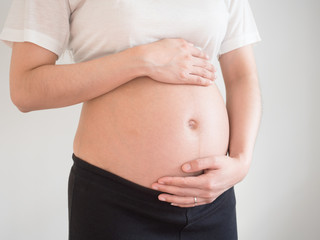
139, 38, 216, 86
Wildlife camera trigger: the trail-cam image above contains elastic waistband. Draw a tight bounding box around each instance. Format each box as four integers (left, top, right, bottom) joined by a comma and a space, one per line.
71, 153, 168, 206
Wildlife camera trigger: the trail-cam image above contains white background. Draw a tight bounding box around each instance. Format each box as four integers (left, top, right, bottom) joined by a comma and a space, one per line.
0, 0, 319, 239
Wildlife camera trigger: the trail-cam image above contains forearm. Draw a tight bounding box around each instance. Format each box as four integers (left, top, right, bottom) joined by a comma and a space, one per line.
11, 46, 147, 112
225, 76, 262, 168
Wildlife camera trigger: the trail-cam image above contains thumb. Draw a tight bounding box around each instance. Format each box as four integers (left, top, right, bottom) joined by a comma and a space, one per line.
182, 155, 221, 173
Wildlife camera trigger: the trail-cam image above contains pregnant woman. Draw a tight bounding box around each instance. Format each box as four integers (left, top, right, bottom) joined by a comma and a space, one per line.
0, 0, 262, 239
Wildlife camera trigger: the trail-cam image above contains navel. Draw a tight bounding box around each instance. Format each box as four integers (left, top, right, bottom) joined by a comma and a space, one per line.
187, 119, 198, 130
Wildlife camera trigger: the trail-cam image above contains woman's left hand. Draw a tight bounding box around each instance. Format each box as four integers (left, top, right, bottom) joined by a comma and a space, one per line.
151, 155, 250, 208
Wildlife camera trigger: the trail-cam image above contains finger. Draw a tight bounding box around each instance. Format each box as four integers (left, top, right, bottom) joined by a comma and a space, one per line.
191, 58, 216, 73
185, 74, 213, 86
171, 201, 209, 208
190, 66, 216, 81
158, 175, 208, 189
182, 156, 222, 173
190, 46, 209, 60
158, 194, 207, 206
171, 203, 203, 208
151, 183, 209, 198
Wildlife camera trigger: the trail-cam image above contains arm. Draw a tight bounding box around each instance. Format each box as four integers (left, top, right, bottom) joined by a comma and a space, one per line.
10, 39, 215, 113
220, 44, 262, 173
10, 42, 146, 112
151, 45, 262, 207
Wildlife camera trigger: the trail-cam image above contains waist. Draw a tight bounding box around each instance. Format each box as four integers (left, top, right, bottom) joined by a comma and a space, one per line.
73, 76, 229, 188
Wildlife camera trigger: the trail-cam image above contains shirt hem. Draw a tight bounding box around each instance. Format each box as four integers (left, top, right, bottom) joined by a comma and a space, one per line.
218, 32, 262, 57
0, 28, 64, 57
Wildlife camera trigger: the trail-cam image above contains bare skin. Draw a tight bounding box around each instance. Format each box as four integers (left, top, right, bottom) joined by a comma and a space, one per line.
72, 74, 229, 187
9, 39, 214, 112
9, 39, 261, 208
152, 46, 262, 207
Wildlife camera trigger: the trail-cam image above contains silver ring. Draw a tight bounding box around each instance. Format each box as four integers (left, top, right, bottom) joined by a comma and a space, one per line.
194, 196, 197, 204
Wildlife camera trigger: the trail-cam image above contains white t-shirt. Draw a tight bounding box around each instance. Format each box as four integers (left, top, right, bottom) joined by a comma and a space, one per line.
0, 0, 261, 63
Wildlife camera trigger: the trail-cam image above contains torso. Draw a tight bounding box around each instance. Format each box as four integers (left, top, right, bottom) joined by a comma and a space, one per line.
73, 77, 229, 188
70, 0, 231, 188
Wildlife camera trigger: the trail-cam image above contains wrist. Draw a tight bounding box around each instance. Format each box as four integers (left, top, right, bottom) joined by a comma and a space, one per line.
229, 147, 253, 163
130, 44, 156, 79
230, 152, 252, 179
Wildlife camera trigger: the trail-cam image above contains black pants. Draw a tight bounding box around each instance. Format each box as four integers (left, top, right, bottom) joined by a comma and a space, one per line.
68, 154, 238, 240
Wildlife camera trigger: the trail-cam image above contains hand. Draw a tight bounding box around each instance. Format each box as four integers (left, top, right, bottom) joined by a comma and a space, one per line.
140, 38, 217, 86
151, 155, 250, 208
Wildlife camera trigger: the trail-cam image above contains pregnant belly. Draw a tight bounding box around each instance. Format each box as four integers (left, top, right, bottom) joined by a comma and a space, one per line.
73, 76, 229, 188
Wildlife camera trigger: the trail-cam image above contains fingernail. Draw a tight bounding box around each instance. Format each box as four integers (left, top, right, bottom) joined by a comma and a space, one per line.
171, 203, 178, 206
151, 185, 159, 190
182, 163, 191, 171
159, 196, 166, 201
205, 54, 209, 59
158, 180, 165, 184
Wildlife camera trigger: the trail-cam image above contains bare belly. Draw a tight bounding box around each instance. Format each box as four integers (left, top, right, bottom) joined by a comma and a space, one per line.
73, 76, 229, 188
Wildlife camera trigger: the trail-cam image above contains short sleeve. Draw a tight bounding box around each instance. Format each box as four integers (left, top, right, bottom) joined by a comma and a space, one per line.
0, 0, 71, 58
219, 0, 261, 56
